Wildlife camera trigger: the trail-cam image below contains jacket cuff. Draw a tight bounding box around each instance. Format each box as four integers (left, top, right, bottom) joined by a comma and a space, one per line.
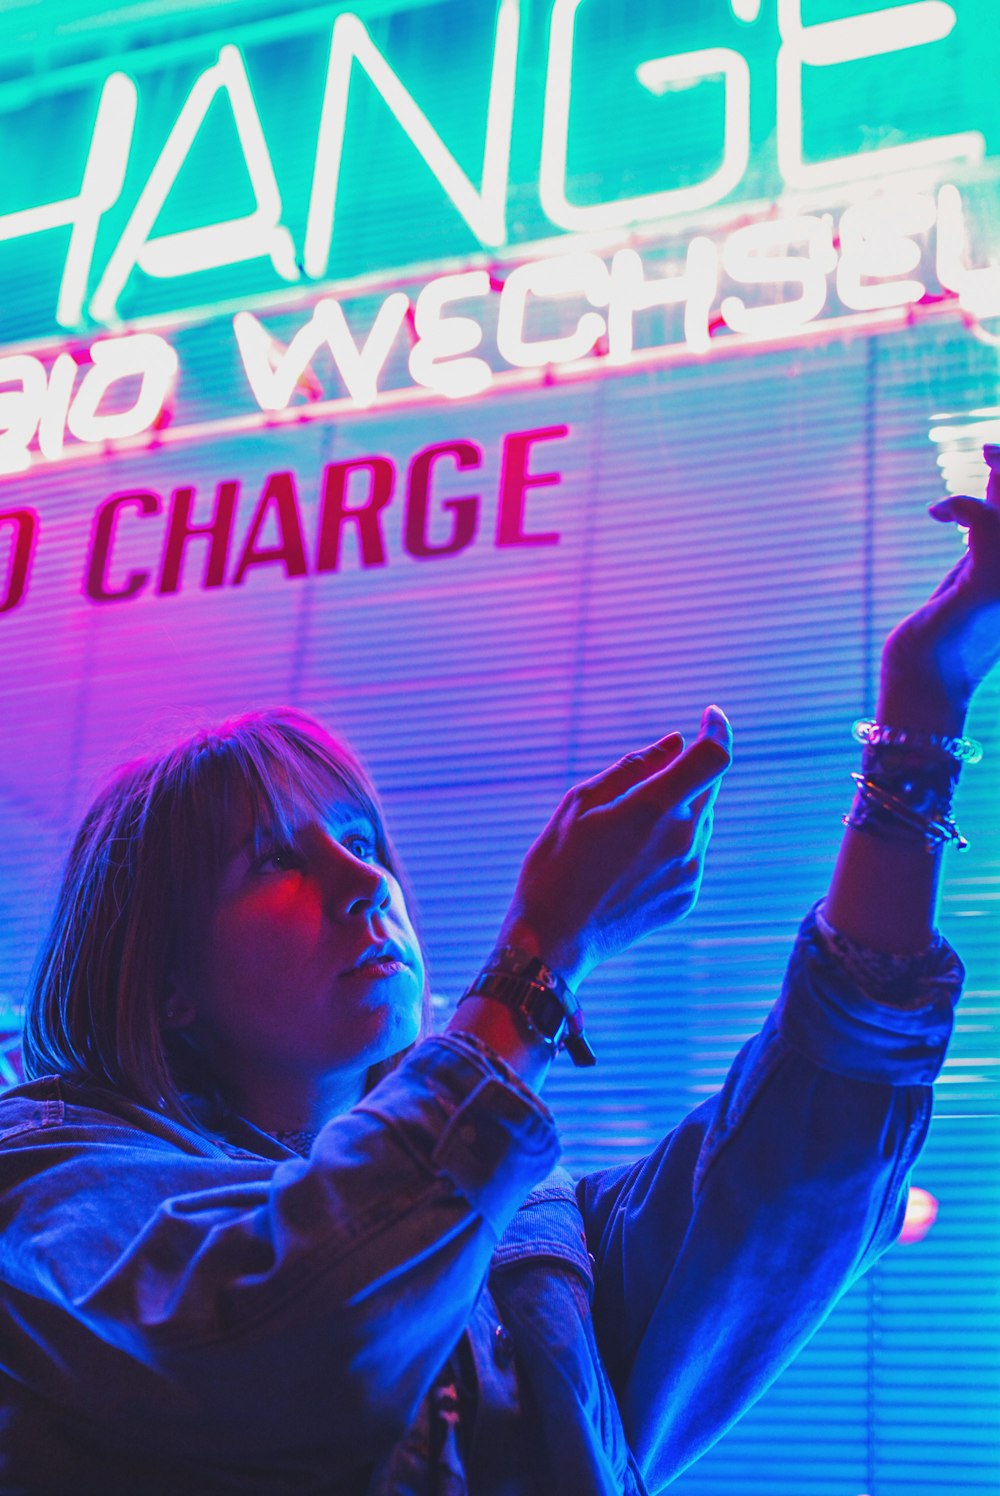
774, 904, 963, 1086
355, 1035, 561, 1234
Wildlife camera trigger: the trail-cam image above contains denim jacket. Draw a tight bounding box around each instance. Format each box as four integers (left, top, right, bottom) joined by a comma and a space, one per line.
0, 908, 962, 1495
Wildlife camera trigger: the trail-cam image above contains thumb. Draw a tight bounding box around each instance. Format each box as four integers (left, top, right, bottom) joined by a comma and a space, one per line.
698, 703, 733, 763
929, 495, 982, 527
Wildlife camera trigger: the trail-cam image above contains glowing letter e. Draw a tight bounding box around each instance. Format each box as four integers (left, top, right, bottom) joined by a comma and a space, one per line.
776, 0, 984, 188
305, 2, 519, 278
540, 0, 749, 232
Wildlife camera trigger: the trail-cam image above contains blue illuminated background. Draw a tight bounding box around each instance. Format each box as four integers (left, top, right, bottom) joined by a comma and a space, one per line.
0, 3, 997, 1492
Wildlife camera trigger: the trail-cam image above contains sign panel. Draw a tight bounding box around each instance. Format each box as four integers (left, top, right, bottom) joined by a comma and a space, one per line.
0, 0, 997, 482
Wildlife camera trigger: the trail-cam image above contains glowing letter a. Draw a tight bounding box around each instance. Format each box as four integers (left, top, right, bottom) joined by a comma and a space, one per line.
90, 46, 297, 321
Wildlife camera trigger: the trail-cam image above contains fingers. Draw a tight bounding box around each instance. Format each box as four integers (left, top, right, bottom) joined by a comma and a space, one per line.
929, 494, 1000, 582
635, 705, 733, 809
685, 706, 733, 815
578, 708, 732, 812
929, 495, 985, 527
930, 493, 1000, 541
578, 732, 685, 803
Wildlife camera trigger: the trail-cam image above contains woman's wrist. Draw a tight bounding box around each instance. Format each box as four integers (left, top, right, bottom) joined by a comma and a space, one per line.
492, 913, 585, 992
877, 662, 969, 739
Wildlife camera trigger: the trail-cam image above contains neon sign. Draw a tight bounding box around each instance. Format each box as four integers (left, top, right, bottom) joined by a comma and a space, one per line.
0, 425, 570, 615
2, 179, 997, 477
0, 0, 989, 339
0, 335, 178, 474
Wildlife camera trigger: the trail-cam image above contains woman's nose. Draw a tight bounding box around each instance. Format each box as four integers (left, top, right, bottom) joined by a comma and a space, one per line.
345, 862, 391, 917
317, 835, 390, 916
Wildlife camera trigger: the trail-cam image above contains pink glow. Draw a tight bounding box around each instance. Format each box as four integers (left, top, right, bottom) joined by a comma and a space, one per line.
898, 1186, 939, 1244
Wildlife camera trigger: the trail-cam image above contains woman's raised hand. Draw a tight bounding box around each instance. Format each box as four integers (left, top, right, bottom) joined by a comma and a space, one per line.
880, 452, 1000, 729
497, 706, 733, 988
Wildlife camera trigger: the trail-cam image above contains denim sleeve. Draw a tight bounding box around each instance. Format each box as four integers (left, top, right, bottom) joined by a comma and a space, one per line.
0, 1035, 559, 1467
576, 905, 962, 1494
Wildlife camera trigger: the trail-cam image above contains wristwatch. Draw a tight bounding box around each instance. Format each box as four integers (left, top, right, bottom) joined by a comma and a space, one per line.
459, 945, 597, 1067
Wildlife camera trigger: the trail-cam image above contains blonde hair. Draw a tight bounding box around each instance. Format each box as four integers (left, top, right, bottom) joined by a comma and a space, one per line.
22, 709, 431, 1129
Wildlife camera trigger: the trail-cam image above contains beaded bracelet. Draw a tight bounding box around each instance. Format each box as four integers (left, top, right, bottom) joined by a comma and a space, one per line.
852, 719, 983, 765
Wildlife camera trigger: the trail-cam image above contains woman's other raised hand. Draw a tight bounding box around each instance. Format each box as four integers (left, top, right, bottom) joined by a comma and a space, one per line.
827, 449, 1000, 955
881, 448, 1000, 732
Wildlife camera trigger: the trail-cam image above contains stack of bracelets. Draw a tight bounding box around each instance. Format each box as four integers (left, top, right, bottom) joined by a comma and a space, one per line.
844, 719, 983, 853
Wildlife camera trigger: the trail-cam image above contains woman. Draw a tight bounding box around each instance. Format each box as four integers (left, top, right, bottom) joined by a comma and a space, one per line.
0, 465, 998, 1495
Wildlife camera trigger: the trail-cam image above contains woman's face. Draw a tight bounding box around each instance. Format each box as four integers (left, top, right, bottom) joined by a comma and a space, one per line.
173, 790, 425, 1123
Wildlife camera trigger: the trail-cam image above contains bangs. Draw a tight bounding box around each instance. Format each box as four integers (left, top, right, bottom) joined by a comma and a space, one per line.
175, 710, 391, 876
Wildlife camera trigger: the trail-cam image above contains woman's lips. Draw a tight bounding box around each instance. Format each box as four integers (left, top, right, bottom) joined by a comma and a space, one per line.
341, 956, 407, 978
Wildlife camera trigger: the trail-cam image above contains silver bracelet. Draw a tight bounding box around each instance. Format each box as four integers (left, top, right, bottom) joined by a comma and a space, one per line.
845, 773, 968, 851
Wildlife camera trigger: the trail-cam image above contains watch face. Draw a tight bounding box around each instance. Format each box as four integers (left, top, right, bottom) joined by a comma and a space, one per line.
464, 964, 595, 1065
471, 969, 565, 1045
517, 982, 567, 1044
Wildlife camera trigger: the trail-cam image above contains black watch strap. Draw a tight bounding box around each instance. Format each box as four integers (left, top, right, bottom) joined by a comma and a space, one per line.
459, 947, 597, 1067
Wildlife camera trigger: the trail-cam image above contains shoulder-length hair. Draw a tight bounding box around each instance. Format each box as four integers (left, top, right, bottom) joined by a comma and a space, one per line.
22, 708, 432, 1131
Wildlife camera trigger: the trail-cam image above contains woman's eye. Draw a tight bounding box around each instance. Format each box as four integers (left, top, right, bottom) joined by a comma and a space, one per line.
344, 834, 378, 862
256, 846, 301, 873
